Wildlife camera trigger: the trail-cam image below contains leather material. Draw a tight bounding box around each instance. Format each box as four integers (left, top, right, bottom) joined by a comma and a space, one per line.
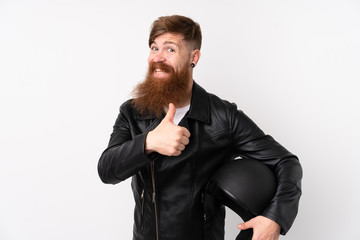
98, 81, 302, 240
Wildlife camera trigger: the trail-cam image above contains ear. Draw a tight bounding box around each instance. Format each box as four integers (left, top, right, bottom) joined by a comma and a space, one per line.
191, 49, 201, 66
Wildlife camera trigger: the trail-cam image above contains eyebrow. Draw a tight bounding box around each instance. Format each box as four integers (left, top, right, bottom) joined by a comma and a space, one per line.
163, 41, 180, 47
152, 40, 180, 48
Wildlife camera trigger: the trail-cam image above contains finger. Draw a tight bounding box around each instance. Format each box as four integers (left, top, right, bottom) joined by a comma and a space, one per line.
238, 220, 253, 230
170, 149, 181, 156
180, 136, 190, 145
181, 127, 191, 138
237, 223, 248, 230
177, 144, 185, 151
164, 103, 176, 122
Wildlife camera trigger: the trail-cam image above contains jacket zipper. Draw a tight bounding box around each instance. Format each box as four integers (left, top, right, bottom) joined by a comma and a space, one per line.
140, 188, 145, 230
202, 192, 207, 240
151, 161, 159, 240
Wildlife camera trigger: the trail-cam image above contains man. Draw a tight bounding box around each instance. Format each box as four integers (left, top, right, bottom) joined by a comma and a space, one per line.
98, 15, 302, 240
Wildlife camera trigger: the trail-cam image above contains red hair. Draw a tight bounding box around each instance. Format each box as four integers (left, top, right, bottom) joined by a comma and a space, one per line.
148, 15, 202, 50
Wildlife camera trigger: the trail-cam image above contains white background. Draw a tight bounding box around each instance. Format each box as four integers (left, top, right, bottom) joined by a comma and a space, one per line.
1, 0, 359, 239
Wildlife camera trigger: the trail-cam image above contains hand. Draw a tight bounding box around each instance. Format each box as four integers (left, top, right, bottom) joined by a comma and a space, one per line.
238, 216, 281, 240
145, 103, 191, 156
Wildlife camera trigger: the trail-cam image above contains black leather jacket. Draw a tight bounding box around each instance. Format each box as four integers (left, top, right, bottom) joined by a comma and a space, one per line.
98, 82, 302, 240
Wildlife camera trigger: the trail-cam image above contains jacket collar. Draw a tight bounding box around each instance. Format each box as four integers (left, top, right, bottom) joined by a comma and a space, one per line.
134, 81, 210, 124
187, 81, 211, 123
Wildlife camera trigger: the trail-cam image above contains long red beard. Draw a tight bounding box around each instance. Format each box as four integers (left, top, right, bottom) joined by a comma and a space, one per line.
132, 61, 191, 118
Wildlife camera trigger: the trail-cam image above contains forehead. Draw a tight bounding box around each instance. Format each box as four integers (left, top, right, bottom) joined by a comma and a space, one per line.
151, 32, 185, 46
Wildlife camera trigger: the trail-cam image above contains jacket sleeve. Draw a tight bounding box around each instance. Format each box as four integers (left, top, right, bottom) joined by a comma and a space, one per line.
230, 104, 302, 235
97, 102, 151, 184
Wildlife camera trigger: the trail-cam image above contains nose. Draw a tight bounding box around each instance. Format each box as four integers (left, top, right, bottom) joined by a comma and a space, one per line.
152, 51, 166, 63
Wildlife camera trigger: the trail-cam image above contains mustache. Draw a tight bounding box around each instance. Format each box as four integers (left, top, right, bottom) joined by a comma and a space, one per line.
150, 62, 174, 73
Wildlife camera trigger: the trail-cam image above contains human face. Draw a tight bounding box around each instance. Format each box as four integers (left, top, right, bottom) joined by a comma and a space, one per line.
148, 32, 192, 79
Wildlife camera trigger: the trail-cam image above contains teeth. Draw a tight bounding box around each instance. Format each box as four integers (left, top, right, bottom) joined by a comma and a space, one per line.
155, 69, 165, 74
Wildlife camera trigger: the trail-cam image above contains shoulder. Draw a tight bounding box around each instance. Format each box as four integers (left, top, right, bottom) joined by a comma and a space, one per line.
193, 82, 238, 113
206, 91, 239, 119
205, 90, 255, 132
208, 91, 236, 109
116, 99, 138, 122
120, 99, 133, 111
119, 99, 140, 116
204, 90, 263, 139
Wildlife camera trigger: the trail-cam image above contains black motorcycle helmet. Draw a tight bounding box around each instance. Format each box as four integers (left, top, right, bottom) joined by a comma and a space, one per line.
205, 158, 277, 240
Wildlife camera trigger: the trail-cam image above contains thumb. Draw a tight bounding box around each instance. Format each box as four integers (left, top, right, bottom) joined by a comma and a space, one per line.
164, 103, 176, 122
238, 219, 254, 230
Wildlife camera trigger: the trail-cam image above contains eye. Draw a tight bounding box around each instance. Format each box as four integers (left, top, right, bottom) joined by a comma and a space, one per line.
168, 48, 175, 53
151, 46, 158, 51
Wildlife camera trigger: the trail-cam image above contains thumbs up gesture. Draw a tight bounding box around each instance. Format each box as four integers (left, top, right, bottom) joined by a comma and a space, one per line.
145, 103, 191, 156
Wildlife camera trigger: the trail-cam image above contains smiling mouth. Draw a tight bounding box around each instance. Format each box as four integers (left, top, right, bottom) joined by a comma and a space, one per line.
154, 69, 169, 76
155, 69, 166, 73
